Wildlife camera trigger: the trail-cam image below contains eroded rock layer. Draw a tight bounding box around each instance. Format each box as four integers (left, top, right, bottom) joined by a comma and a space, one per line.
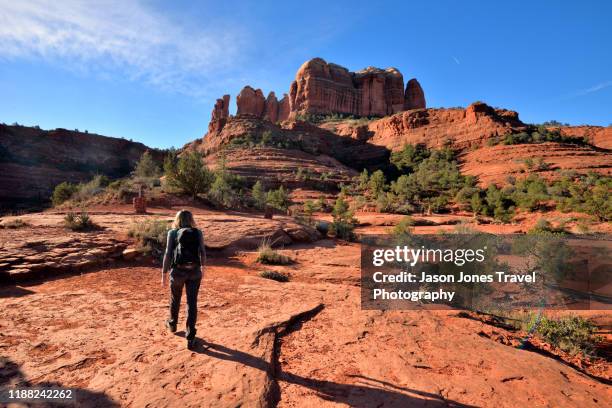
289, 58, 409, 117
0, 125, 156, 210
205, 58, 426, 134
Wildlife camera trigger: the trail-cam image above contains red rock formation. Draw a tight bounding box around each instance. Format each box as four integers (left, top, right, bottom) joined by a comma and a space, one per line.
289, 58, 410, 117
461, 143, 612, 186
362, 102, 527, 151
204, 58, 425, 135
550, 125, 612, 150
263, 92, 279, 123
278, 94, 290, 121
404, 78, 426, 110
208, 95, 230, 133
236, 86, 265, 117
289, 59, 357, 115
0, 124, 156, 209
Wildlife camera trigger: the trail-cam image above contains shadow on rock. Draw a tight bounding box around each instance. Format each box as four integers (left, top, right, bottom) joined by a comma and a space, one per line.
0, 357, 119, 408
195, 341, 477, 408
0, 285, 35, 299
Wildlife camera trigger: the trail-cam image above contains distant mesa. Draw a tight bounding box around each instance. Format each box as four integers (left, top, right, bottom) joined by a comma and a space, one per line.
206, 57, 426, 134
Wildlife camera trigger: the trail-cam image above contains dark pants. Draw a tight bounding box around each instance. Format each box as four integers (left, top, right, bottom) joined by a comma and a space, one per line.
168, 268, 202, 340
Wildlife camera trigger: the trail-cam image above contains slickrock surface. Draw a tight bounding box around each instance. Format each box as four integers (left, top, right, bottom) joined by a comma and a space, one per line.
0, 206, 320, 282
460, 142, 612, 186
551, 125, 612, 150
1, 239, 609, 407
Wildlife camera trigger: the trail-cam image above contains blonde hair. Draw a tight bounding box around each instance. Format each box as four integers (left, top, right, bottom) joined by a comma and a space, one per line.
172, 210, 197, 229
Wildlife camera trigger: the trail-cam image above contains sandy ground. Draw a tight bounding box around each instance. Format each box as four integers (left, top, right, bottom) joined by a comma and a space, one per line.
1, 235, 611, 407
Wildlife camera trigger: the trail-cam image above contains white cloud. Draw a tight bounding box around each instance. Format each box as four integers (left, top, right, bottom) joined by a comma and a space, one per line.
0, 0, 244, 97
579, 80, 612, 95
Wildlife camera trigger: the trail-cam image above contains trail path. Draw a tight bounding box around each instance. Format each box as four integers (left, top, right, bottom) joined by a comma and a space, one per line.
1, 240, 610, 407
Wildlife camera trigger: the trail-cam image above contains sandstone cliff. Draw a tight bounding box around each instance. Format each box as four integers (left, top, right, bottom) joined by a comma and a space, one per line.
289, 58, 410, 117
404, 78, 426, 110
0, 124, 155, 210
204, 58, 426, 135
328, 102, 528, 151
208, 95, 230, 134
549, 125, 612, 150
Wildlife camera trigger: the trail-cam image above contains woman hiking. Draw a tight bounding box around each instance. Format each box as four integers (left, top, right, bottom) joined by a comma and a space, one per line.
161, 210, 206, 350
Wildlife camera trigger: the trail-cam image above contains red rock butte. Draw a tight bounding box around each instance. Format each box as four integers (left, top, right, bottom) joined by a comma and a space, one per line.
207, 58, 426, 133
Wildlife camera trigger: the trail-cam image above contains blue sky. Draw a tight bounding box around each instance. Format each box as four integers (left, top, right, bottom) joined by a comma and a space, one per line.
0, 0, 610, 148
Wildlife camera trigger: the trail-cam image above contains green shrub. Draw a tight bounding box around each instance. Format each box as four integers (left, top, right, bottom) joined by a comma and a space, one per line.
267, 186, 291, 212
251, 180, 267, 210
256, 240, 292, 265
52, 182, 78, 206
127, 219, 170, 256
134, 150, 161, 178
368, 170, 386, 197
529, 218, 566, 234
392, 216, 415, 237
259, 270, 289, 282
390, 143, 430, 172
537, 316, 600, 356
64, 211, 97, 231
300, 200, 319, 225
71, 175, 110, 202
164, 150, 213, 198
330, 197, 357, 240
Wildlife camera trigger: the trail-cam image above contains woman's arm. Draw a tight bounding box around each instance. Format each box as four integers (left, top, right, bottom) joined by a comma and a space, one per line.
161, 230, 174, 285
199, 230, 206, 268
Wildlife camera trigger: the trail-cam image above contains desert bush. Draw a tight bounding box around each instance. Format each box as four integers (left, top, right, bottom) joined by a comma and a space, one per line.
330, 197, 357, 241
501, 128, 587, 146
301, 200, 319, 225
164, 150, 213, 198
0, 218, 30, 229
209, 171, 244, 208
528, 218, 566, 234
251, 180, 267, 210
259, 270, 289, 282
64, 211, 97, 231
537, 315, 600, 356
368, 170, 386, 197
134, 150, 161, 178
71, 175, 110, 202
266, 186, 291, 212
256, 239, 292, 265
392, 216, 415, 237
52, 182, 78, 206
127, 219, 170, 256
390, 143, 430, 172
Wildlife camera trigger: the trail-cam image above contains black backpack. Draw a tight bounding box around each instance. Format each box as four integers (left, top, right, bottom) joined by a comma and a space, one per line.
172, 228, 201, 268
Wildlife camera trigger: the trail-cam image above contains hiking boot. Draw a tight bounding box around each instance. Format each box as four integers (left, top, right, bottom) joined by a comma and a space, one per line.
165, 320, 177, 333
187, 337, 196, 350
